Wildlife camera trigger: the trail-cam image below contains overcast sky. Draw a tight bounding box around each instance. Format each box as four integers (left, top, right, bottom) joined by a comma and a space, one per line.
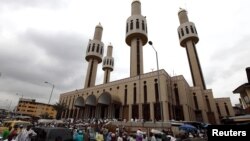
0, 0, 249, 110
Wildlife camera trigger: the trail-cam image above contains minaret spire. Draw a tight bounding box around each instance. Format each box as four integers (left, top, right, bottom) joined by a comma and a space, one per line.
126, 0, 148, 77
177, 8, 206, 90
84, 24, 104, 88
102, 43, 114, 84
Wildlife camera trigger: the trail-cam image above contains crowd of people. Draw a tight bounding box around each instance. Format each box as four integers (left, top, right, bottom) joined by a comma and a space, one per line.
1, 124, 37, 141
1, 118, 207, 141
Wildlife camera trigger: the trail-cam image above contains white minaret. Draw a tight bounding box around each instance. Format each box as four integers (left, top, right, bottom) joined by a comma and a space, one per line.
102, 44, 114, 84
177, 8, 206, 90
84, 23, 104, 88
125, 0, 148, 77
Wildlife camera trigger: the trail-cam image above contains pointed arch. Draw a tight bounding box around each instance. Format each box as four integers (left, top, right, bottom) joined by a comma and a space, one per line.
98, 92, 121, 105
98, 92, 111, 105
74, 96, 85, 108
86, 95, 97, 106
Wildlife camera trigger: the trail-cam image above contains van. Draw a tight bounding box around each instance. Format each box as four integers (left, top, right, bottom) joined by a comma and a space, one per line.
32, 127, 73, 141
0, 120, 32, 134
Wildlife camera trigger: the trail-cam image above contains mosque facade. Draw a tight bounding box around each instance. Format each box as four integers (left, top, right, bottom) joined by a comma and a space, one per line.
59, 0, 235, 124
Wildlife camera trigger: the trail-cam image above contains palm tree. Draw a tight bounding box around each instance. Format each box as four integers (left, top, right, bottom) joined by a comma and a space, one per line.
53, 102, 67, 119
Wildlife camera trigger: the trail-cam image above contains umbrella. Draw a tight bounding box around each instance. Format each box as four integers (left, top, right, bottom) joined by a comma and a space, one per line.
179, 124, 197, 133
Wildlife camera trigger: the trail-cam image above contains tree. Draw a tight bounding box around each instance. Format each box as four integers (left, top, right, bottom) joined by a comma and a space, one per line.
40, 112, 51, 119
53, 102, 67, 119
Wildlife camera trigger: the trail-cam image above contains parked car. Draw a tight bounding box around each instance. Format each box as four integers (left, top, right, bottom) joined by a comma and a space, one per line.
32, 127, 73, 141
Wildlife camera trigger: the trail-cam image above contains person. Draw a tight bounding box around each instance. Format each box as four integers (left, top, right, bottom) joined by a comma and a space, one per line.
16, 125, 37, 141
149, 132, 156, 141
117, 134, 123, 141
8, 125, 19, 141
75, 130, 84, 141
1, 126, 12, 140
136, 129, 143, 141
96, 131, 104, 141
73, 129, 79, 141
106, 132, 112, 141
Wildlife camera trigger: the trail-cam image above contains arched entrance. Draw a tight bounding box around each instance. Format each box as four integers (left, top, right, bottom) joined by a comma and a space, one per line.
98, 92, 111, 119
86, 95, 97, 119
97, 92, 121, 119
74, 97, 85, 119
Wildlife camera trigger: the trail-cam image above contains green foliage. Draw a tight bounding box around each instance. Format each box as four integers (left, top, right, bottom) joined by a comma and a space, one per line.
53, 102, 67, 119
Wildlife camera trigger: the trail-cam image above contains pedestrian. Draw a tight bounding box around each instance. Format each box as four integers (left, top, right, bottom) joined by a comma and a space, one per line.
75, 130, 84, 141
16, 125, 37, 141
8, 125, 19, 141
1, 126, 12, 140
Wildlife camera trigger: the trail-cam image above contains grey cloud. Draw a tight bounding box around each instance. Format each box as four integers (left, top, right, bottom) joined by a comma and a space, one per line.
0, 0, 68, 10
0, 29, 89, 105
21, 29, 86, 63
205, 35, 250, 86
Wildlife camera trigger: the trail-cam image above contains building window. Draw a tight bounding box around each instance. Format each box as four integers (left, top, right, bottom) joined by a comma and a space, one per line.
174, 84, 180, 105
137, 38, 140, 75
205, 96, 211, 112
142, 20, 145, 30
224, 103, 230, 116
97, 44, 100, 53
190, 26, 194, 33
126, 23, 128, 33
88, 44, 91, 52
181, 28, 184, 36
101, 46, 103, 55
185, 26, 189, 34
136, 19, 139, 29
193, 93, 199, 110
92, 43, 95, 51
130, 20, 133, 30
134, 83, 137, 104
216, 103, 221, 116
178, 32, 181, 39
124, 88, 127, 105
143, 81, 147, 103
154, 79, 159, 102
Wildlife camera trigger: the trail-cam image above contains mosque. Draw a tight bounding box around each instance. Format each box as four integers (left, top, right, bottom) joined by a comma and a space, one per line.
59, 0, 235, 124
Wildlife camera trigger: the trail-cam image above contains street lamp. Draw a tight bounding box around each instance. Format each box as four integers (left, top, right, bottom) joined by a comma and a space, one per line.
148, 41, 164, 122
44, 81, 55, 104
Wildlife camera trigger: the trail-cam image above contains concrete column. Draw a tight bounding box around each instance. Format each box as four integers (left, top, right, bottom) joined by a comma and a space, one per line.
76, 108, 79, 119
85, 107, 89, 119
162, 102, 169, 122
202, 110, 209, 123
129, 105, 132, 120
150, 103, 154, 121
183, 105, 190, 121
139, 103, 143, 120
